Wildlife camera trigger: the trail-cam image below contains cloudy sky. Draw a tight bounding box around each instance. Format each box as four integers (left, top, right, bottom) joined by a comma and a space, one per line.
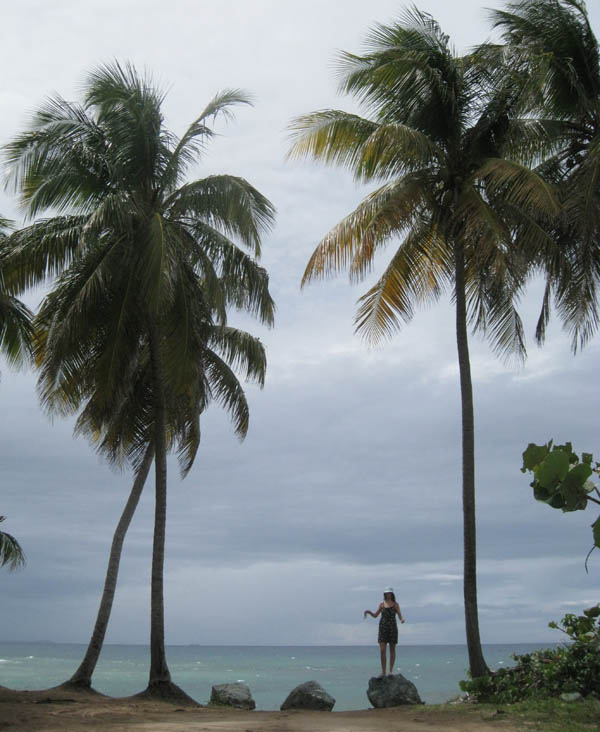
2, 0, 600, 653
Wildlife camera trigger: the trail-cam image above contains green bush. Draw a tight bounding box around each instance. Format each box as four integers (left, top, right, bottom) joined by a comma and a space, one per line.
460, 605, 600, 703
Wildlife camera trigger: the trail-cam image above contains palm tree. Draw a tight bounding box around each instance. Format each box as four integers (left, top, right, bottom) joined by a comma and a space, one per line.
35, 275, 267, 691
491, 0, 600, 351
5, 62, 275, 698
289, 8, 557, 677
0, 516, 25, 570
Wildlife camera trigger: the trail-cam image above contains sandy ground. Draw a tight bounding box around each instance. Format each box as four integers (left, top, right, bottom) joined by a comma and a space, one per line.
0, 687, 520, 732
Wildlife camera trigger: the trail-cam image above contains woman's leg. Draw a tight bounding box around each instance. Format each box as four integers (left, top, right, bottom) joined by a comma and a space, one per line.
379, 642, 387, 676
389, 644, 396, 674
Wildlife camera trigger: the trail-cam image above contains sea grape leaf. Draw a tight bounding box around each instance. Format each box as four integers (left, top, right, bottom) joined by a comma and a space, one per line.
560, 463, 593, 512
533, 482, 553, 502
522, 442, 550, 472
534, 450, 570, 488
554, 442, 575, 461
582, 452, 593, 465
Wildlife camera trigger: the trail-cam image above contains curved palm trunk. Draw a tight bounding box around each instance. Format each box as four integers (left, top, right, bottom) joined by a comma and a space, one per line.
66, 442, 154, 688
454, 242, 489, 679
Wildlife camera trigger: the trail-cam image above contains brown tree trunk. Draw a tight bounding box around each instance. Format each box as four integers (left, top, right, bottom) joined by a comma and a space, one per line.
148, 324, 171, 687
141, 326, 195, 704
66, 442, 154, 689
454, 241, 489, 679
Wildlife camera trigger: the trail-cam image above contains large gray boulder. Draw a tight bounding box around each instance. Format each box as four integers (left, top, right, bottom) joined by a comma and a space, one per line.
367, 673, 423, 707
210, 682, 255, 710
280, 680, 335, 711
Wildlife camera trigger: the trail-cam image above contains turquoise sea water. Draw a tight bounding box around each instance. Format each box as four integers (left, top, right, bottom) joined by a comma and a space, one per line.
0, 643, 554, 710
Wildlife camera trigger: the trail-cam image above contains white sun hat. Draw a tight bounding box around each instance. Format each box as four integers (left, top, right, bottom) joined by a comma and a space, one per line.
383, 586, 394, 593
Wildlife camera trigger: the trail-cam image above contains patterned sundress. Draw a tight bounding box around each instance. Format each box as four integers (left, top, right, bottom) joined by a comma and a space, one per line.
378, 604, 398, 644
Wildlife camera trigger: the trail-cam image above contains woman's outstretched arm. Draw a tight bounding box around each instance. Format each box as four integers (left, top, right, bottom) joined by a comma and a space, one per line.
364, 603, 383, 618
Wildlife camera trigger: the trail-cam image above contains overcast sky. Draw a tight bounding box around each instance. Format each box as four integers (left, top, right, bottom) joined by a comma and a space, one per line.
2, 0, 600, 654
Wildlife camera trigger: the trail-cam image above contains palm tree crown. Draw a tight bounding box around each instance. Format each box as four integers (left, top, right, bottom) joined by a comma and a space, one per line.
290, 8, 555, 351
491, 0, 600, 350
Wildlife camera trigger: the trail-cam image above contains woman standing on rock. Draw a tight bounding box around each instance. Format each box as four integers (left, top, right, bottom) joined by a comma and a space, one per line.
364, 587, 405, 677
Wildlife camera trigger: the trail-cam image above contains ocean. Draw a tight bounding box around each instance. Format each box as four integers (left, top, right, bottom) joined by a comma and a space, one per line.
0, 642, 554, 710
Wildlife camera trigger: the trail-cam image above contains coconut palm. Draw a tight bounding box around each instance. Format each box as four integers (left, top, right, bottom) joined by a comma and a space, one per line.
491, 0, 600, 351
0, 515, 25, 570
36, 278, 266, 690
4, 62, 275, 698
289, 8, 557, 677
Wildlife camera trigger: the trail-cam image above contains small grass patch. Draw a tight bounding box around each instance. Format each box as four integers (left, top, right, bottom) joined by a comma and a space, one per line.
424, 697, 600, 731
505, 697, 600, 732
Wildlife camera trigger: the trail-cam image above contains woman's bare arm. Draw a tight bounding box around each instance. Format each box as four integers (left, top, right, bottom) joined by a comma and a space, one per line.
363, 603, 383, 618
395, 603, 406, 623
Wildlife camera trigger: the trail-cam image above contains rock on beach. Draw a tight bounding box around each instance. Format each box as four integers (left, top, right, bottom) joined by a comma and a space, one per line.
280, 680, 336, 711
367, 673, 423, 707
210, 682, 256, 710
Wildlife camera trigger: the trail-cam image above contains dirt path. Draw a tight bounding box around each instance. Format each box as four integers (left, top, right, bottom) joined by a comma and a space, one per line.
0, 687, 520, 732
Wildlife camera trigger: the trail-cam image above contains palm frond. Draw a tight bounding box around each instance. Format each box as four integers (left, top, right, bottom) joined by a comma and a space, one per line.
160, 89, 252, 191
166, 174, 275, 256
208, 326, 266, 387
187, 223, 275, 326
288, 110, 379, 173
354, 221, 449, 344
302, 176, 431, 286
477, 157, 559, 215
202, 349, 250, 439
0, 290, 33, 367
0, 516, 25, 571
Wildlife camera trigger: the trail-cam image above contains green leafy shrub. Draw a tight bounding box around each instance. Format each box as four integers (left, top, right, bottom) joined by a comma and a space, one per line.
460, 605, 600, 702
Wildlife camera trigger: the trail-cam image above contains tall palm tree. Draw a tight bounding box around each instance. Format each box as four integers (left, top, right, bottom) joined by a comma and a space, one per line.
35, 295, 265, 690
289, 8, 557, 677
5, 62, 275, 698
491, 0, 600, 351
0, 516, 25, 570
34, 272, 267, 691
